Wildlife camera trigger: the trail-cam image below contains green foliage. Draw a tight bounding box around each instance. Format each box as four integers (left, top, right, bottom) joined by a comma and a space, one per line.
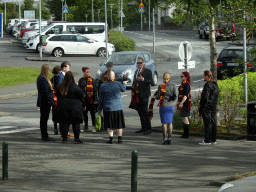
172, 111, 184, 131
108, 30, 136, 52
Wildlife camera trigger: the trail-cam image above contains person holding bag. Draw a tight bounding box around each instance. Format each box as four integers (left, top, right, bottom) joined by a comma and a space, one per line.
78, 67, 98, 133
98, 71, 127, 144
149, 72, 177, 145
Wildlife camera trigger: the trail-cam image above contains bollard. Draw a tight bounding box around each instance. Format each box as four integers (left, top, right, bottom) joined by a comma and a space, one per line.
131, 150, 138, 192
2, 142, 8, 180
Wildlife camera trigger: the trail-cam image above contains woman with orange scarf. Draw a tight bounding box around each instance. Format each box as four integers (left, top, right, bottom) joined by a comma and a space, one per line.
177, 72, 191, 138
78, 67, 98, 133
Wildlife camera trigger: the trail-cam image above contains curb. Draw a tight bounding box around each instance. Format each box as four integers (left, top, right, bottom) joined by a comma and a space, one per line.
0, 90, 38, 100
0, 112, 11, 117
25, 57, 70, 62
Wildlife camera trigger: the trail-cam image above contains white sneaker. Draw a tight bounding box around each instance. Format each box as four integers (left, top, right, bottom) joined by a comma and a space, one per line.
199, 141, 211, 145
211, 141, 217, 145
92, 128, 96, 133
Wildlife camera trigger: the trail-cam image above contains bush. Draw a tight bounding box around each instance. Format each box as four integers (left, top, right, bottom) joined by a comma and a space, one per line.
108, 30, 136, 52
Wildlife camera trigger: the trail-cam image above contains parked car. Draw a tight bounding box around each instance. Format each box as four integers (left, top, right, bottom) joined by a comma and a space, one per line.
95, 51, 158, 87
217, 45, 256, 79
19, 25, 47, 39
198, 21, 209, 39
41, 33, 115, 57
216, 21, 236, 41
218, 175, 256, 192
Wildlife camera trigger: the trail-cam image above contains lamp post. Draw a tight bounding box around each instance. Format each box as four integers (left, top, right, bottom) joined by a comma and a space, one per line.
92, 0, 94, 22
104, 0, 108, 59
109, 4, 114, 29
61, 0, 64, 21
97, 9, 101, 22
85, 14, 88, 22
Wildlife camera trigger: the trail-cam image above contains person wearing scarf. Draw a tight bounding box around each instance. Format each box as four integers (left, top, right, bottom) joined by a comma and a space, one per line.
199, 70, 219, 145
78, 67, 98, 133
129, 57, 153, 135
150, 72, 177, 145
177, 72, 191, 138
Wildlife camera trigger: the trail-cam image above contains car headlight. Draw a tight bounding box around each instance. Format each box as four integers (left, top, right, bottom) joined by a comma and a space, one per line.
218, 183, 235, 192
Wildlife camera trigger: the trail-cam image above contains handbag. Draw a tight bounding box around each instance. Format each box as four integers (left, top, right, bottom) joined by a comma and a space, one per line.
95, 114, 103, 132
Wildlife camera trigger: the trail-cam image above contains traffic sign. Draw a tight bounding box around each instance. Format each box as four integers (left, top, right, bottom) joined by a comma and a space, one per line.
178, 61, 195, 69
139, 2, 144, 7
139, 7, 144, 13
118, 11, 125, 18
179, 41, 192, 61
63, 7, 68, 13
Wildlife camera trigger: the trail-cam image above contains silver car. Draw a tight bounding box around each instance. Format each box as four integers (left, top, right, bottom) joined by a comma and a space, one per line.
198, 21, 209, 39
95, 51, 158, 87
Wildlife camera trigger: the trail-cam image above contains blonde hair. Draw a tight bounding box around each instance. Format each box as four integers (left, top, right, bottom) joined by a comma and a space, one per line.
107, 70, 115, 80
163, 72, 171, 81
40, 64, 53, 90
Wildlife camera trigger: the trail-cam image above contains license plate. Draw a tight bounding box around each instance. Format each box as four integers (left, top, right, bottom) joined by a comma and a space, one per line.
227, 63, 239, 66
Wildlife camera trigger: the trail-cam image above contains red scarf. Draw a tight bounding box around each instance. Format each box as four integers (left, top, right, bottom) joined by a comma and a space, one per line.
52, 90, 58, 109
177, 81, 191, 111
103, 71, 115, 83
131, 67, 145, 104
148, 81, 168, 120
85, 76, 94, 104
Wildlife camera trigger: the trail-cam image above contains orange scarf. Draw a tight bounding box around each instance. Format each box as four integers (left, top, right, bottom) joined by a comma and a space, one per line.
148, 81, 168, 120
52, 90, 58, 109
131, 67, 145, 104
85, 76, 94, 104
103, 71, 115, 83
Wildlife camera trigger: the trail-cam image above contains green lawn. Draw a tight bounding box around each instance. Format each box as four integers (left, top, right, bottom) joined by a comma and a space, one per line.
0, 66, 42, 88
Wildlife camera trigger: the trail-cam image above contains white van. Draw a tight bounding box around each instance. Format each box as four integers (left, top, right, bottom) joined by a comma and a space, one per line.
23, 22, 107, 44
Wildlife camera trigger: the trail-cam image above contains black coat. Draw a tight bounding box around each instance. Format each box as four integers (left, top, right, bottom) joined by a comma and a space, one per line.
78, 77, 98, 105
55, 83, 86, 124
36, 75, 54, 107
133, 68, 153, 98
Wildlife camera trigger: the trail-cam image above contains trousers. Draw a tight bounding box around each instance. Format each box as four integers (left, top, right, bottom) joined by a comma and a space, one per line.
40, 103, 51, 138
202, 109, 217, 143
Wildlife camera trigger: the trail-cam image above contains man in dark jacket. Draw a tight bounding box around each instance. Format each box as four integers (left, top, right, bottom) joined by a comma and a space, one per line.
199, 70, 219, 145
129, 57, 153, 135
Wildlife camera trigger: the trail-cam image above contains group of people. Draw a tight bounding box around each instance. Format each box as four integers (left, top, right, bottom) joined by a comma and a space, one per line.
36, 58, 219, 146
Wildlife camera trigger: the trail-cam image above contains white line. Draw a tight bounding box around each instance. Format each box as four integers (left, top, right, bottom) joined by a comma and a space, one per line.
0, 127, 38, 134
0, 126, 17, 129
121, 95, 128, 97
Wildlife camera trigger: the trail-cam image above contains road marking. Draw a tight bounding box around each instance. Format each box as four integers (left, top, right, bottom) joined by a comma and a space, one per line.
0, 126, 17, 129
0, 127, 38, 134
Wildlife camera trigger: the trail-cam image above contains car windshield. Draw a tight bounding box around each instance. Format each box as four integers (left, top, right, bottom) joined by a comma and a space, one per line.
220, 49, 247, 59
107, 54, 137, 65
41, 23, 54, 33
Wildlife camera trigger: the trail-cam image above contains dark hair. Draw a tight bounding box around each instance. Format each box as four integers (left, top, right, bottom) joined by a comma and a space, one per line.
58, 71, 75, 95
52, 65, 61, 75
137, 57, 144, 62
204, 70, 212, 78
82, 67, 90, 72
60, 61, 71, 69
182, 72, 190, 84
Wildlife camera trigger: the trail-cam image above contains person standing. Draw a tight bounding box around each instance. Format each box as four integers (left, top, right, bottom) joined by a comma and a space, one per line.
129, 57, 153, 135
98, 71, 127, 144
36, 64, 55, 141
199, 70, 219, 145
150, 72, 177, 145
78, 67, 98, 133
59, 61, 71, 82
177, 72, 191, 138
55, 71, 86, 144
51, 65, 61, 135
97, 62, 115, 93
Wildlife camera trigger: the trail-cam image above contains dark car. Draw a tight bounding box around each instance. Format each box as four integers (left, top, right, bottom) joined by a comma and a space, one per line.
95, 51, 158, 87
216, 21, 236, 41
217, 45, 256, 79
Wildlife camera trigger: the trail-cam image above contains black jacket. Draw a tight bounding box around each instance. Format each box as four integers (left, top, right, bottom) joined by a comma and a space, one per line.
134, 68, 153, 98
55, 83, 86, 124
200, 80, 219, 111
78, 77, 98, 105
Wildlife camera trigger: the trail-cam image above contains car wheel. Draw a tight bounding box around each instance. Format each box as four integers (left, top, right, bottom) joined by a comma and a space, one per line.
152, 72, 158, 86
36, 44, 41, 52
97, 48, 106, 57
52, 48, 64, 57
199, 33, 202, 39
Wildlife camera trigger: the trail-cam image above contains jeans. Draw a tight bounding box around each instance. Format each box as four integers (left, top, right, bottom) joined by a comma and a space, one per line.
202, 109, 217, 143
40, 103, 51, 138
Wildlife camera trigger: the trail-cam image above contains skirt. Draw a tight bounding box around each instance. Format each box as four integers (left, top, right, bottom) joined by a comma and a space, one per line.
159, 106, 174, 124
180, 105, 191, 117
103, 110, 125, 129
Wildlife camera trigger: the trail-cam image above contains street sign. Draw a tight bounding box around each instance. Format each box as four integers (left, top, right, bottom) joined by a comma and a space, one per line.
63, 7, 68, 14
118, 11, 125, 18
139, 7, 144, 13
179, 41, 192, 61
139, 2, 144, 7
0, 13, 2, 38
178, 61, 195, 69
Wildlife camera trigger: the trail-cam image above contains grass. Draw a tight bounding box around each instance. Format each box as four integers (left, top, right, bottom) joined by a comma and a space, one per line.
226, 171, 256, 182
0, 66, 42, 88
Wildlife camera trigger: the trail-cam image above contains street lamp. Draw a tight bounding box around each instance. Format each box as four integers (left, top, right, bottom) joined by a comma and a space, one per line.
92, 0, 94, 22
97, 9, 101, 22
61, 0, 64, 21
85, 14, 88, 22
109, 4, 114, 29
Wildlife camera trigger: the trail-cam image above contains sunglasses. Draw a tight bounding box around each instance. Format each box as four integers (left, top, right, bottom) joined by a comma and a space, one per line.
181, 76, 184, 78
137, 62, 143, 64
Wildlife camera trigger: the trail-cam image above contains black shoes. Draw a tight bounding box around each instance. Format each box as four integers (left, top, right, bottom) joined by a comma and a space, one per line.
118, 137, 122, 144
143, 130, 152, 135
41, 137, 55, 141
54, 128, 58, 135
180, 134, 189, 138
135, 129, 144, 133
106, 137, 113, 144
162, 138, 171, 145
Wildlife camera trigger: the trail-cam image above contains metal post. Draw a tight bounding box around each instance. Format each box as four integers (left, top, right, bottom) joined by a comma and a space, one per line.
39, 0, 42, 58
121, 0, 123, 33
244, 10, 247, 103
97, 9, 101, 22
131, 150, 138, 192
92, 0, 94, 22
184, 43, 188, 72
86, 14, 88, 22
5, 2, 6, 25
149, 0, 150, 31
153, 8, 155, 53
110, 4, 114, 29
19, 1, 20, 24
141, 12, 142, 31
2, 142, 8, 180
65, 0, 66, 22
105, 0, 108, 59
61, 0, 63, 22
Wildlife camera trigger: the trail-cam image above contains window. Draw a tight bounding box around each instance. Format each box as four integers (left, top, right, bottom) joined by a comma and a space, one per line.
76, 36, 90, 43
143, 53, 150, 63
49, 36, 61, 41
61, 35, 77, 42
83, 25, 105, 34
